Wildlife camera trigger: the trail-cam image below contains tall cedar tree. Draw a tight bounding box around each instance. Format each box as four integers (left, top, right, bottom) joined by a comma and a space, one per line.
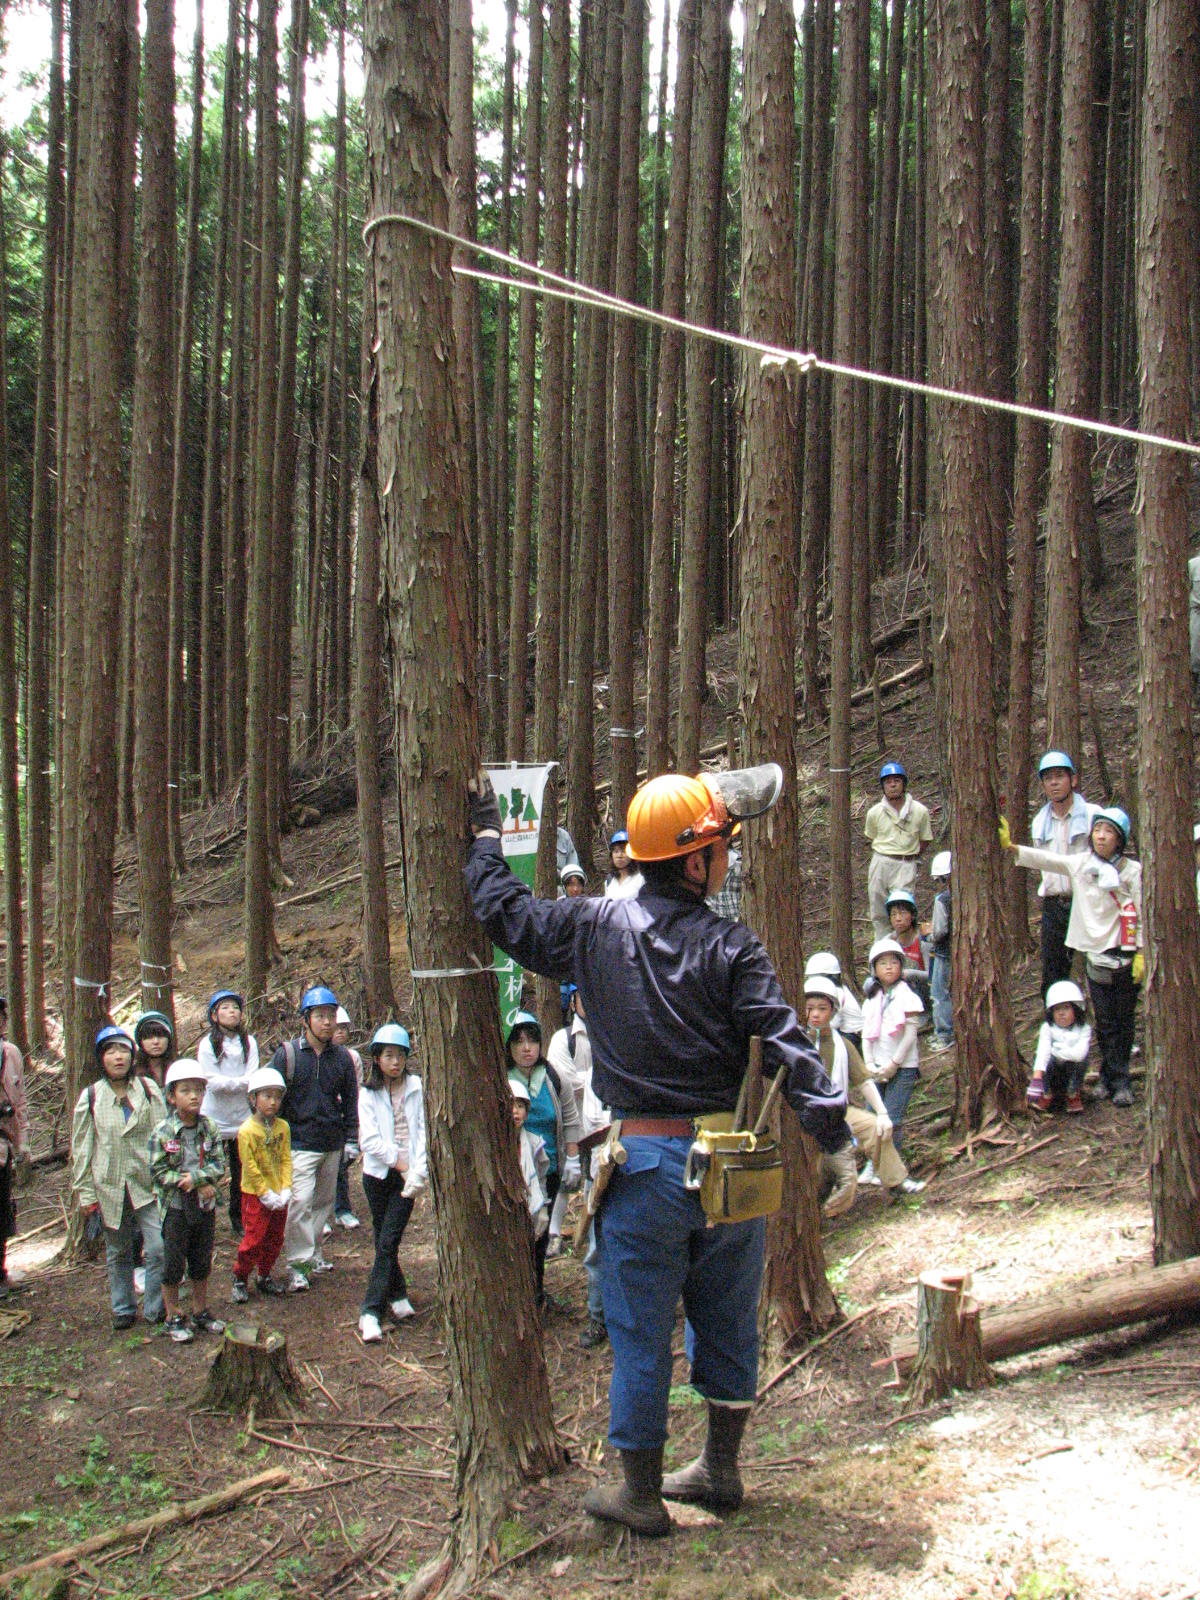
646, 0, 697, 777
827, 0, 864, 975
931, 0, 1023, 1128
362, 0, 566, 1585
740, 0, 836, 1339
0, 132, 25, 1055
1098, 0, 1128, 418
983, 0, 1012, 683
675, 0, 731, 774
24, 0, 65, 1048
223, 1, 252, 782
1043, 0, 1097, 764
130, 0, 177, 1024
867, 0, 905, 579
608, 0, 645, 824
492, 0, 518, 754
449, 0, 480, 640
1135, 0, 1200, 1261
507, 0, 544, 761
1005, 0, 1049, 944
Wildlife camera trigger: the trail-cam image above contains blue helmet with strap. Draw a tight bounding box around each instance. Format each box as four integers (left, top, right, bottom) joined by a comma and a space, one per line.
506, 1010, 542, 1045
1038, 750, 1075, 777
1092, 806, 1131, 849
879, 761, 907, 785
885, 887, 918, 913
610, 829, 629, 848
560, 982, 578, 1005
134, 1010, 174, 1046
207, 988, 244, 1021
300, 985, 339, 1015
369, 1023, 411, 1055
94, 1024, 135, 1063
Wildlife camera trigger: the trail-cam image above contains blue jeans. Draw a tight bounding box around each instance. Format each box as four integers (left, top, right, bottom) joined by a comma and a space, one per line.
882, 1067, 920, 1153
583, 1217, 603, 1321
105, 1194, 163, 1323
596, 1135, 765, 1451
929, 955, 953, 1043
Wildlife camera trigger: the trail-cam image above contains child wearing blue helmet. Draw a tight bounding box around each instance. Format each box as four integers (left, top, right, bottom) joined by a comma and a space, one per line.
356, 1025, 426, 1342
864, 762, 933, 939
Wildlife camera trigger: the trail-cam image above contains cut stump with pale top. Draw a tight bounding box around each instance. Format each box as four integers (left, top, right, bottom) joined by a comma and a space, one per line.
201, 1323, 305, 1419
904, 1267, 995, 1411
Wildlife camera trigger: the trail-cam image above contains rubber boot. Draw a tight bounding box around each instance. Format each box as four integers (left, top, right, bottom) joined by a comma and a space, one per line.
583, 1447, 672, 1536
660, 1403, 749, 1510
821, 1145, 858, 1218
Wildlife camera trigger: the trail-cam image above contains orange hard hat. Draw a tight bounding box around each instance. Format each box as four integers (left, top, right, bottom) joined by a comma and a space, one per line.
625, 773, 732, 862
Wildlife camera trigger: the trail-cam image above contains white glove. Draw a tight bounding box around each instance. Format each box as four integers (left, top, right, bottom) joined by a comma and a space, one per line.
276, 1187, 291, 1208
560, 1154, 582, 1192
401, 1173, 424, 1199
260, 1189, 281, 1211
343, 1142, 360, 1164
875, 1111, 893, 1141
533, 1205, 550, 1239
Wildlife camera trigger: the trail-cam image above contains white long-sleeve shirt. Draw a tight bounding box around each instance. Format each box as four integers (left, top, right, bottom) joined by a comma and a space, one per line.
1014, 845, 1142, 960
831, 985, 865, 1038
358, 1075, 428, 1188
198, 1033, 260, 1138
861, 982, 923, 1078
1032, 1020, 1092, 1077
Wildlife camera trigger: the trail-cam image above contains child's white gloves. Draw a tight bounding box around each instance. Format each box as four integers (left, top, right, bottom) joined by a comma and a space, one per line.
533, 1205, 550, 1239
875, 1111, 893, 1141
401, 1173, 425, 1199
277, 1187, 291, 1208
260, 1189, 289, 1211
560, 1154, 583, 1191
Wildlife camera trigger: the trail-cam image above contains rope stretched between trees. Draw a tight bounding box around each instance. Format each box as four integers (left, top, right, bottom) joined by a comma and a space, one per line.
362, 211, 1200, 463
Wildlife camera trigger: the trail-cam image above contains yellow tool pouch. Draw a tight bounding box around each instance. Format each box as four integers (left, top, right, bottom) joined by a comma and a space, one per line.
683, 1114, 784, 1225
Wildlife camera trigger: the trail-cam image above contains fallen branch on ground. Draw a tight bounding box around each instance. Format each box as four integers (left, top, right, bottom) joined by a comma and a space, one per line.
756, 1305, 883, 1401
276, 858, 403, 910
249, 1426, 451, 1480
935, 1133, 1061, 1187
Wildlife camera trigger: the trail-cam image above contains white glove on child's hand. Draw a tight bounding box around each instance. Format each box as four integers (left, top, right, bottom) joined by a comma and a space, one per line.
260, 1190, 281, 1211
533, 1205, 550, 1240
276, 1187, 291, 1208
343, 1143, 360, 1164
401, 1174, 424, 1199
560, 1154, 583, 1192
875, 1111, 893, 1141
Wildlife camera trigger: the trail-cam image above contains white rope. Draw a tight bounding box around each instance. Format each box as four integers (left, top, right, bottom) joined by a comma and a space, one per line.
363, 211, 1200, 463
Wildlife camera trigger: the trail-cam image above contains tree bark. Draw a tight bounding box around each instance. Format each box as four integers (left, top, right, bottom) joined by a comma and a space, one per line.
223, 5, 252, 782
1005, 0, 1049, 949
448, 0, 479, 685
1135, 0, 1200, 1264
646, 0, 671, 485
904, 1268, 993, 1408
1043, 0, 1097, 766
867, 0, 906, 580
129, 0, 177, 1025
675, 0, 731, 774
931, 0, 1023, 1130
507, 0, 544, 763
983, 0, 1012, 686
740, 0, 835, 1342
1099, 0, 1128, 417
492, 0, 518, 753
333, 128, 352, 742
363, 0, 567, 1581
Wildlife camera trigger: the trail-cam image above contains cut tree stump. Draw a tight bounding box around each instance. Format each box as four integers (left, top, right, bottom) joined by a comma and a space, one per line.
904, 1268, 995, 1409
201, 1323, 305, 1419
889, 1255, 1200, 1378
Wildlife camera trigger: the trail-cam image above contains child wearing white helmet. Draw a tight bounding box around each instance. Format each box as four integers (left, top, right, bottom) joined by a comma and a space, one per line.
231, 1067, 293, 1302
198, 989, 259, 1240
925, 853, 954, 1053
1028, 983, 1092, 1115
148, 1061, 227, 1342
356, 1025, 427, 1343
804, 952, 864, 1056
860, 938, 925, 1172
511, 1078, 551, 1244
332, 1007, 364, 1231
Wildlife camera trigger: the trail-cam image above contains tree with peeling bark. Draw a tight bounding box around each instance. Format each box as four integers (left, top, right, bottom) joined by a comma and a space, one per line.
0, 132, 25, 1057
1134, 0, 1200, 1264
362, 0, 565, 1588
930, 0, 1023, 1131
740, 0, 836, 1341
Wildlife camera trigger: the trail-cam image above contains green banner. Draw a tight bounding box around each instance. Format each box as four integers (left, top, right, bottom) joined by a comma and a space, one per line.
486, 763, 555, 1033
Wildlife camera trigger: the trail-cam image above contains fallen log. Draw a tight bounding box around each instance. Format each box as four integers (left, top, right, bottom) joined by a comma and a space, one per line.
0, 1468, 289, 1586
888, 1254, 1200, 1379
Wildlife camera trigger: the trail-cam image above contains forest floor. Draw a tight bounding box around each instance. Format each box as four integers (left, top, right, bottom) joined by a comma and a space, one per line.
3, 460, 1199, 1599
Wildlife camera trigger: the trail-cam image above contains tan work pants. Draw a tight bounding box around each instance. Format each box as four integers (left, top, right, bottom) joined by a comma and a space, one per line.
867, 852, 918, 939
846, 1105, 908, 1187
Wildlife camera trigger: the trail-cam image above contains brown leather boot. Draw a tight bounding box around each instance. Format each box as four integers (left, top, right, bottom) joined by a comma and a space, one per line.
660, 1403, 749, 1510
583, 1447, 672, 1536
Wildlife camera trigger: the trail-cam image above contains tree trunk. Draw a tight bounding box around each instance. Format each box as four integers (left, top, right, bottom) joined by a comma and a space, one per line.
983, 0, 1012, 688
867, 0, 906, 581
740, 0, 835, 1343
24, 0, 65, 1051
199, 0, 243, 802
904, 1268, 994, 1409
492, 0, 518, 752
646, 0, 671, 487
507, 0, 544, 763
1005, 0, 1049, 949
850, 0, 872, 683
676, 0, 731, 774
1135, 0, 1200, 1264
129, 0, 177, 1025
1043, 0, 1097, 766
363, 0, 567, 1583
559, 2, 587, 704
828, 0, 864, 977
243, 0, 280, 1005
333, 143, 352, 742
645, 0, 697, 778
931, 0, 1023, 1130
223, 8, 252, 783
608, 0, 645, 825
1099, 0, 1127, 416
167, 5, 204, 872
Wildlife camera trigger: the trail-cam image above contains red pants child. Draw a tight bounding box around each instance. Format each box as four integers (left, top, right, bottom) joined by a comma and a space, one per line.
234, 1193, 287, 1284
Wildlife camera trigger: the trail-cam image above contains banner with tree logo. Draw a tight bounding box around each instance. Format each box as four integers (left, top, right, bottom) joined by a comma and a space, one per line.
485, 763, 557, 1033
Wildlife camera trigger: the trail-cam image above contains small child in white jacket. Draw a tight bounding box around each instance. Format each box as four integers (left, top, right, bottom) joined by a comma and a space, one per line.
511, 1079, 550, 1239
1028, 982, 1092, 1115
860, 937, 925, 1167
356, 1025, 427, 1343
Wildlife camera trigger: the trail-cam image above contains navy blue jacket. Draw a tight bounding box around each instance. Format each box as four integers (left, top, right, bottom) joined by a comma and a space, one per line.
271, 1037, 360, 1154
465, 837, 848, 1151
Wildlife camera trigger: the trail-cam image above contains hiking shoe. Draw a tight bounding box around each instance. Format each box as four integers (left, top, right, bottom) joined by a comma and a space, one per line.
544, 1235, 563, 1259
336, 1211, 361, 1230
359, 1313, 383, 1344
1112, 1086, 1134, 1108
111, 1313, 137, 1332
858, 1160, 881, 1187
928, 1037, 954, 1055
1091, 1081, 1110, 1101
322, 1223, 333, 1240
166, 1315, 194, 1344
390, 1297, 416, 1321
1066, 1093, 1085, 1115
286, 1268, 311, 1293
310, 1256, 334, 1276
900, 1177, 926, 1195
579, 1316, 608, 1350
133, 1267, 146, 1297
258, 1275, 287, 1297
231, 1278, 250, 1305
192, 1309, 226, 1335
583, 1448, 672, 1537
1028, 1091, 1055, 1113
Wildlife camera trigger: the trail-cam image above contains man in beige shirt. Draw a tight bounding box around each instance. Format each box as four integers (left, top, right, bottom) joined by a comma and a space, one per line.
863, 761, 933, 938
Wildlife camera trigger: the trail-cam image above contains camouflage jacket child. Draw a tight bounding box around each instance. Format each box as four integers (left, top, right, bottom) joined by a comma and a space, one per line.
148, 1110, 226, 1220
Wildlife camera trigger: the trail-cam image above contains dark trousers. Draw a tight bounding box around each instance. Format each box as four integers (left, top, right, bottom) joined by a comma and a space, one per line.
533, 1171, 561, 1297
162, 1200, 216, 1287
223, 1139, 243, 1230
1044, 1055, 1087, 1103
0, 1154, 12, 1279
881, 1067, 920, 1154
1087, 966, 1137, 1091
1040, 896, 1074, 997
335, 1151, 353, 1216
361, 1171, 415, 1316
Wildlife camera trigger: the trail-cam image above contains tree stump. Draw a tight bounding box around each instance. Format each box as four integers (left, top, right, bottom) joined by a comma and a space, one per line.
201, 1323, 305, 1419
904, 1268, 994, 1410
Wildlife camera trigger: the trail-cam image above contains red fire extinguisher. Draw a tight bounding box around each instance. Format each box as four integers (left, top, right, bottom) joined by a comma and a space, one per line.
1118, 898, 1138, 953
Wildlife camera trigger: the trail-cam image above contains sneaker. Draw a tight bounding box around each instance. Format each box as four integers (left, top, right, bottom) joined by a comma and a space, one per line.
1066, 1093, 1085, 1115
1028, 1091, 1055, 1113
544, 1235, 563, 1259
133, 1267, 146, 1297
258, 1275, 287, 1297
336, 1211, 361, 1230
192, 1309, 226, 1335
286, 1268, 311, 1293
166, 1315, 194, 1344
310, 1256, 334, 1276
858, 1160, 881, 1187
1091, 1081, 1111, 1101
322, 1223, 333, 1240
359, 1313, 383, 1343
928, 1038, 954, 1055
231, 1278, 250, 1304
389, 1297, 415, 1321
579, 1316, 608, 1350
111, 1313, 137, 1332
1112, 1086, 1134, 1108
900, 1177, 926, 1195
